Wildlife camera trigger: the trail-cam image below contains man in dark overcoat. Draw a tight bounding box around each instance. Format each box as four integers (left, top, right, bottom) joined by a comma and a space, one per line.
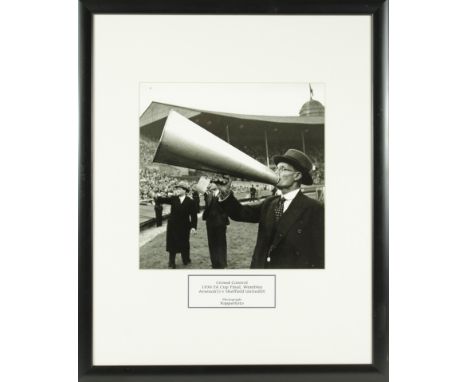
202, 183, 230, 269
217, 149, 324, 269
250, 185, 257, 201
191, 188, 200, 213
156, 181, 197, 268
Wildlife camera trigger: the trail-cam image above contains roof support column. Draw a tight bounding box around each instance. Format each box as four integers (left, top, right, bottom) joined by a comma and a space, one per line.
226, 124, 230, 143
301, 129, 306, 153
264, 127, 270, 167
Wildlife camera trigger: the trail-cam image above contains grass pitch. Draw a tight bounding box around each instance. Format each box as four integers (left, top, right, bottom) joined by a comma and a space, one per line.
140, 219, 258, 269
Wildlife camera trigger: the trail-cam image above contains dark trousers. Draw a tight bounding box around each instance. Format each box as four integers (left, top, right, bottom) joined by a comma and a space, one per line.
207, 225, 227, 269
155, 212, 163, 227
154, 206, 163, 227
168, 250, 190, 267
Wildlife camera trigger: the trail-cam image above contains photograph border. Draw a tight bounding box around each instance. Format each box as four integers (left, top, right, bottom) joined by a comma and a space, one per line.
79, 1, 388, 381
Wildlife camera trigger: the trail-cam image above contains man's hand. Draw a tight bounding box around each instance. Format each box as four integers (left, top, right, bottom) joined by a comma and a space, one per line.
212, 175, 232, 198
190, 228, 197, 235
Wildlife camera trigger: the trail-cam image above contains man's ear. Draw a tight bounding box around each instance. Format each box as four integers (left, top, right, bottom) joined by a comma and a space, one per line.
294, 171, 302, 182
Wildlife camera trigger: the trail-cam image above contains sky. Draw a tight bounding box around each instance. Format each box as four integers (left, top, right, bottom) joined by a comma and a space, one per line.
139, 83, 325, 117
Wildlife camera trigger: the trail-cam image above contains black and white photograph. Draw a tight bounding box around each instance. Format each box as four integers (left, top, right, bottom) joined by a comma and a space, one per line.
139, 83, 325, 269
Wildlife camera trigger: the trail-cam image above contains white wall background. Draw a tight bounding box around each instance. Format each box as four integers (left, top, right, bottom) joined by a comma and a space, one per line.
93, 15, 372, 366
0, 0, 467, 381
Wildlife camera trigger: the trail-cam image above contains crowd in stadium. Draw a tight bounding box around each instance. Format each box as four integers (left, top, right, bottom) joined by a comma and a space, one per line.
140, 139, 156, 166
139, 168, 182, 200
140, 168, 270, 202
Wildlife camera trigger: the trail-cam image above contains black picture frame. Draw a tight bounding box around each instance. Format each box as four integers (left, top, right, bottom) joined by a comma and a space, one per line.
79, 1, 388, 381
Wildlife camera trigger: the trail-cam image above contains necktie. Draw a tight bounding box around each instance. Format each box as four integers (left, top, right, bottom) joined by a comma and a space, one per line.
267, 197, 285, 265
274, 197, 285, 222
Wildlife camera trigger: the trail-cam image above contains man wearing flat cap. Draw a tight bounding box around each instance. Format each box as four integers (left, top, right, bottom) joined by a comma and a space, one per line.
217, 149, 324, 269
156, 181, 197, 269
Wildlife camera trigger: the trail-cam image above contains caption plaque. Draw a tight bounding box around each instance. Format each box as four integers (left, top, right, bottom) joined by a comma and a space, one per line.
188, 275, 276, 308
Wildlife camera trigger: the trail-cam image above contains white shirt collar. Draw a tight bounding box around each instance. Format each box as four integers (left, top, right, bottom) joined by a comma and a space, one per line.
280, 188, 301, 201
179, 195, 186, 203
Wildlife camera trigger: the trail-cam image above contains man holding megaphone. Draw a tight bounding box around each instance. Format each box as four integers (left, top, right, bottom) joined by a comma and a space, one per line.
202, 182, 230, 269
216, 149, 324, 269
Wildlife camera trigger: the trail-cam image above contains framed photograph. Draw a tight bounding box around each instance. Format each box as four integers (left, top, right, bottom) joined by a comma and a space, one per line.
79, 0, 388, 381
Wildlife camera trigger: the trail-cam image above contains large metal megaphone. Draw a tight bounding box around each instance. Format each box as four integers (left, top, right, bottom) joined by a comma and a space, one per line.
153, 110, 279, 185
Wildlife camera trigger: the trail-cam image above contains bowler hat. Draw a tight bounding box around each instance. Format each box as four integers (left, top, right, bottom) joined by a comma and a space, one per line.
175, 181, 190, 192
273, 149, 314, 185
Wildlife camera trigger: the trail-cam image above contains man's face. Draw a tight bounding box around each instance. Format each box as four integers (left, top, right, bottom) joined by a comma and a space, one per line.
275, 161, 300, 190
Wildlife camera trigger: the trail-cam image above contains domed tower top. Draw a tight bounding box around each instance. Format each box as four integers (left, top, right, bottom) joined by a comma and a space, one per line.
299, 85, 324, 117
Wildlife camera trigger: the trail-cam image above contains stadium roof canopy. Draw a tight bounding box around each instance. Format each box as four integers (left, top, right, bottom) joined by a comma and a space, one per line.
140, 101, 324, 128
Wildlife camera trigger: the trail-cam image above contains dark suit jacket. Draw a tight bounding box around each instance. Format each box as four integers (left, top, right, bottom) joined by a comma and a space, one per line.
157, 196, 197, 253
202, 192, 229, 227
192, 191, 200, 213
220, 191, 324, 269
